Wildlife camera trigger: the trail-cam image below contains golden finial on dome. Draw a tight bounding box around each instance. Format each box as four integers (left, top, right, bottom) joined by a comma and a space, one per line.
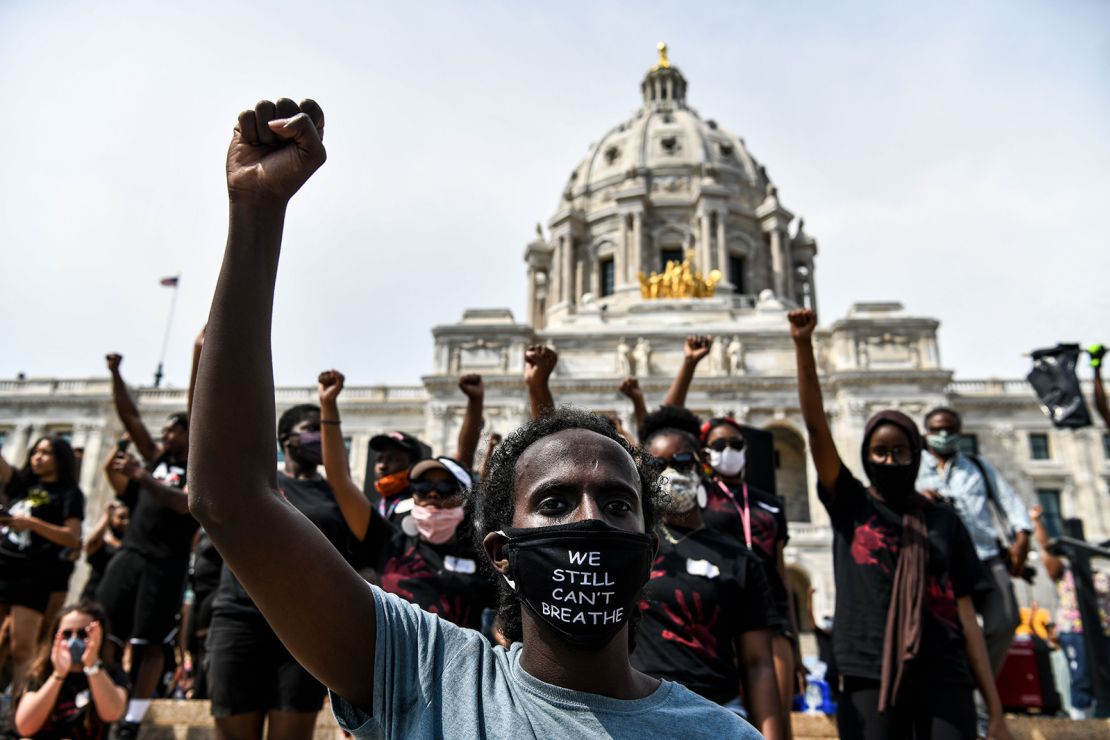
652, 42, 671, 71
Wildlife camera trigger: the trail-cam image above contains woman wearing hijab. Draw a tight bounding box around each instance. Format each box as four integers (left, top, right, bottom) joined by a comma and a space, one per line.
790, 308, 1011, 740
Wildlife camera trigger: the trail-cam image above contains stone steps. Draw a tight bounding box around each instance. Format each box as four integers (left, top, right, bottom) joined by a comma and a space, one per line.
132, 701, 1110, 739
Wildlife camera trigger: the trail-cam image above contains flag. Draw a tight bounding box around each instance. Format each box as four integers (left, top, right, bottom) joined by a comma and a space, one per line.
160, 276, 179, 287
1027, 343, 1092, 429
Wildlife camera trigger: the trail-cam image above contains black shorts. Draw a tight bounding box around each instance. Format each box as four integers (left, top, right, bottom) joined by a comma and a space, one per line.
46, 560, 75, 594
0, 563, 50, 613
206, 613, 326, 716
96, 549, 187, 643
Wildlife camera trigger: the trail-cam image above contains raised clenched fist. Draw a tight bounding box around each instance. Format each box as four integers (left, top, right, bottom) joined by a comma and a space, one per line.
684, 335, 713, 363
619, 377, 643, 400
788, 309, 817, 341
106, 354, 122, 372
458, 374, 485, 400
227, 98, 326, 205
524, 345, 558, 386
317, 369, 345, 405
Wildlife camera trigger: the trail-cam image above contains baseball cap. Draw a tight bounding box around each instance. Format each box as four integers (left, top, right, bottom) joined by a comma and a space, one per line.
409, 456, 473, 491
369, 431, 425, 461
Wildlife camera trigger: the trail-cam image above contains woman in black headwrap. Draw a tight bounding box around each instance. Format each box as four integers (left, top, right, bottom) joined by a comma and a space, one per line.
789, 308, 1011, 740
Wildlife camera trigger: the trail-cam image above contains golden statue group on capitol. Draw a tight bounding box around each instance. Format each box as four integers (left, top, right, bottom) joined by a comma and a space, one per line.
638, 250, 723, 300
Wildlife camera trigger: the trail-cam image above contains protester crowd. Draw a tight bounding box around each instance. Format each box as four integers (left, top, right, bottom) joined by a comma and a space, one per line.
0, 98, 1107, 740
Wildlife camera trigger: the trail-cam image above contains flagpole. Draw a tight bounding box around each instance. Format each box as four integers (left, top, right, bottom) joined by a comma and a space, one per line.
154, 276, 180, 388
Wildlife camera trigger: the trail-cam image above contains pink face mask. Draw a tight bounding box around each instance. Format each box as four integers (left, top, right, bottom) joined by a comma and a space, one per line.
410, 503, 465, 544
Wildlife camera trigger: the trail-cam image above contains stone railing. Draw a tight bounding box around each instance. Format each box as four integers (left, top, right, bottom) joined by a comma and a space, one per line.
947, 379, 1033, 396
0, 378, 112, 395
0, 379, 428, 405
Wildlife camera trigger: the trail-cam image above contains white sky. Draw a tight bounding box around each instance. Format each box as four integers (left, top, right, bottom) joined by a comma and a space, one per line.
2, 0, 1108, 388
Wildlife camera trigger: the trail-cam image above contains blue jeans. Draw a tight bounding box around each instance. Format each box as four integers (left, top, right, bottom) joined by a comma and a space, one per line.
1060, 632, 1093, 711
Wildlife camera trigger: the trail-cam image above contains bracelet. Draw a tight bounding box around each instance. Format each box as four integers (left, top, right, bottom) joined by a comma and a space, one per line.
320, 419, 342, 425
51, 672, 67, 681
83, 661, 103, 676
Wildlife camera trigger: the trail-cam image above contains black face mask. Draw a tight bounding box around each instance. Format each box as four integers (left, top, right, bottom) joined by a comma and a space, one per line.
864, 461, 917, 499
498, 519, 654, 649
292, 431, 322, 466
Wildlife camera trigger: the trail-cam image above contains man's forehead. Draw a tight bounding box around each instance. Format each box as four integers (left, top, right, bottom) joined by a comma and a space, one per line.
516, 428, 638, 478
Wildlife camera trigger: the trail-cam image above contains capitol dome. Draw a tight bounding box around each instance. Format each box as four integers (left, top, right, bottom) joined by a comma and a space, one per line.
561, 47, 767, 213
524, 44, 818, 331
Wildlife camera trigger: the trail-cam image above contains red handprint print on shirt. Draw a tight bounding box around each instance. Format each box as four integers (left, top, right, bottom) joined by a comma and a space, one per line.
851, 516, 898, 575
661, 589, 720, 661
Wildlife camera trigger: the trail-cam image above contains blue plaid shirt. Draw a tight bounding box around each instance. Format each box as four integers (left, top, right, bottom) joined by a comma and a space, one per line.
916, 451, 1033, 561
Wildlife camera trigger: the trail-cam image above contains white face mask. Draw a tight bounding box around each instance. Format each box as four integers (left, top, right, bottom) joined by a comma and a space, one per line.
661, 467, 701, 513
708, 447, 746, 477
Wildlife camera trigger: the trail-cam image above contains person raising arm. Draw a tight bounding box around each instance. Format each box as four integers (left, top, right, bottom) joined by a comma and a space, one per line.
524, 345, 558, 420
455, 373, 485, 473
790, 308, 1011, 740
191, 98, 757, 739
618, 377, 648, 439
187, 98, 377, 709
664, 335, 713, 409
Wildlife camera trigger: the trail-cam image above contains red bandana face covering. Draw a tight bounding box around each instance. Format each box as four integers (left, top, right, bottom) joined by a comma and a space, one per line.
375, 470, 410, 498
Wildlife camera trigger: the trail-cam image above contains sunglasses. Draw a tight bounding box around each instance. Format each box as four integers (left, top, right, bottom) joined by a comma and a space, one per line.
411, 479, 462, 497
707, 439, 745, 452
657, 451, 697, 471
60, 628, 88, 640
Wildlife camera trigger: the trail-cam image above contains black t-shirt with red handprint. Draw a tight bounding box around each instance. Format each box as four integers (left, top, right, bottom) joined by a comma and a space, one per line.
360, 507, 496, 631
630, 525, 775, 704
702, 479, 791, 632
819, 465, 991, 686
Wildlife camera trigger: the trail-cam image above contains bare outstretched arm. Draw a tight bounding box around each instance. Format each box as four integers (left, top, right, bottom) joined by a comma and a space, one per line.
455, 374, 485, 470
318, 369, 373, 541
789, 309, 842, 491
524, 345, 558, 420
105, 354, 161, 463
618, 377, 647, 437
663, 335, 712, 408
186, 326, 205, 421
189, 98, 375, 710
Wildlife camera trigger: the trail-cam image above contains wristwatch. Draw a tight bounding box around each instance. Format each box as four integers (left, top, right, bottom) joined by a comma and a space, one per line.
83, 661, 103, 676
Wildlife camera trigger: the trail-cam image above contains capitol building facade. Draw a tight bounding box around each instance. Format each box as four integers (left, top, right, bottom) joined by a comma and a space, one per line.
3, 49, 1108, 624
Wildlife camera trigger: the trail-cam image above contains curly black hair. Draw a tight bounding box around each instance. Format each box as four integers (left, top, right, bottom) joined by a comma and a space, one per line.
470, 406, 664, 645
638, 404, 703, 444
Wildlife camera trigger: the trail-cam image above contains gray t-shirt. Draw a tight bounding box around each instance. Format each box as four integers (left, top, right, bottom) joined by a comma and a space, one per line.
331, 584, 760, 739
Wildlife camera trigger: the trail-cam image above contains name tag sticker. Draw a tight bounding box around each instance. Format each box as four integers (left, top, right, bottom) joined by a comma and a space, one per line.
445, 556, 476, 574
686, 558, 720, 579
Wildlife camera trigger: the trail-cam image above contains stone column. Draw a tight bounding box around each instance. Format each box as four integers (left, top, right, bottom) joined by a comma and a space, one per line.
716, 210, 728, 278
563, 237, 575, 308
633, 213, 644, 275
769, 229, 787, 297
699, 212, 711, 270
618, 216, 629, 287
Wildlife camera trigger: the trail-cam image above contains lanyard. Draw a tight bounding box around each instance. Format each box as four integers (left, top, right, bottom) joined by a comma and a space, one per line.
379, 496, 400, 520
716, 479, 752, 548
